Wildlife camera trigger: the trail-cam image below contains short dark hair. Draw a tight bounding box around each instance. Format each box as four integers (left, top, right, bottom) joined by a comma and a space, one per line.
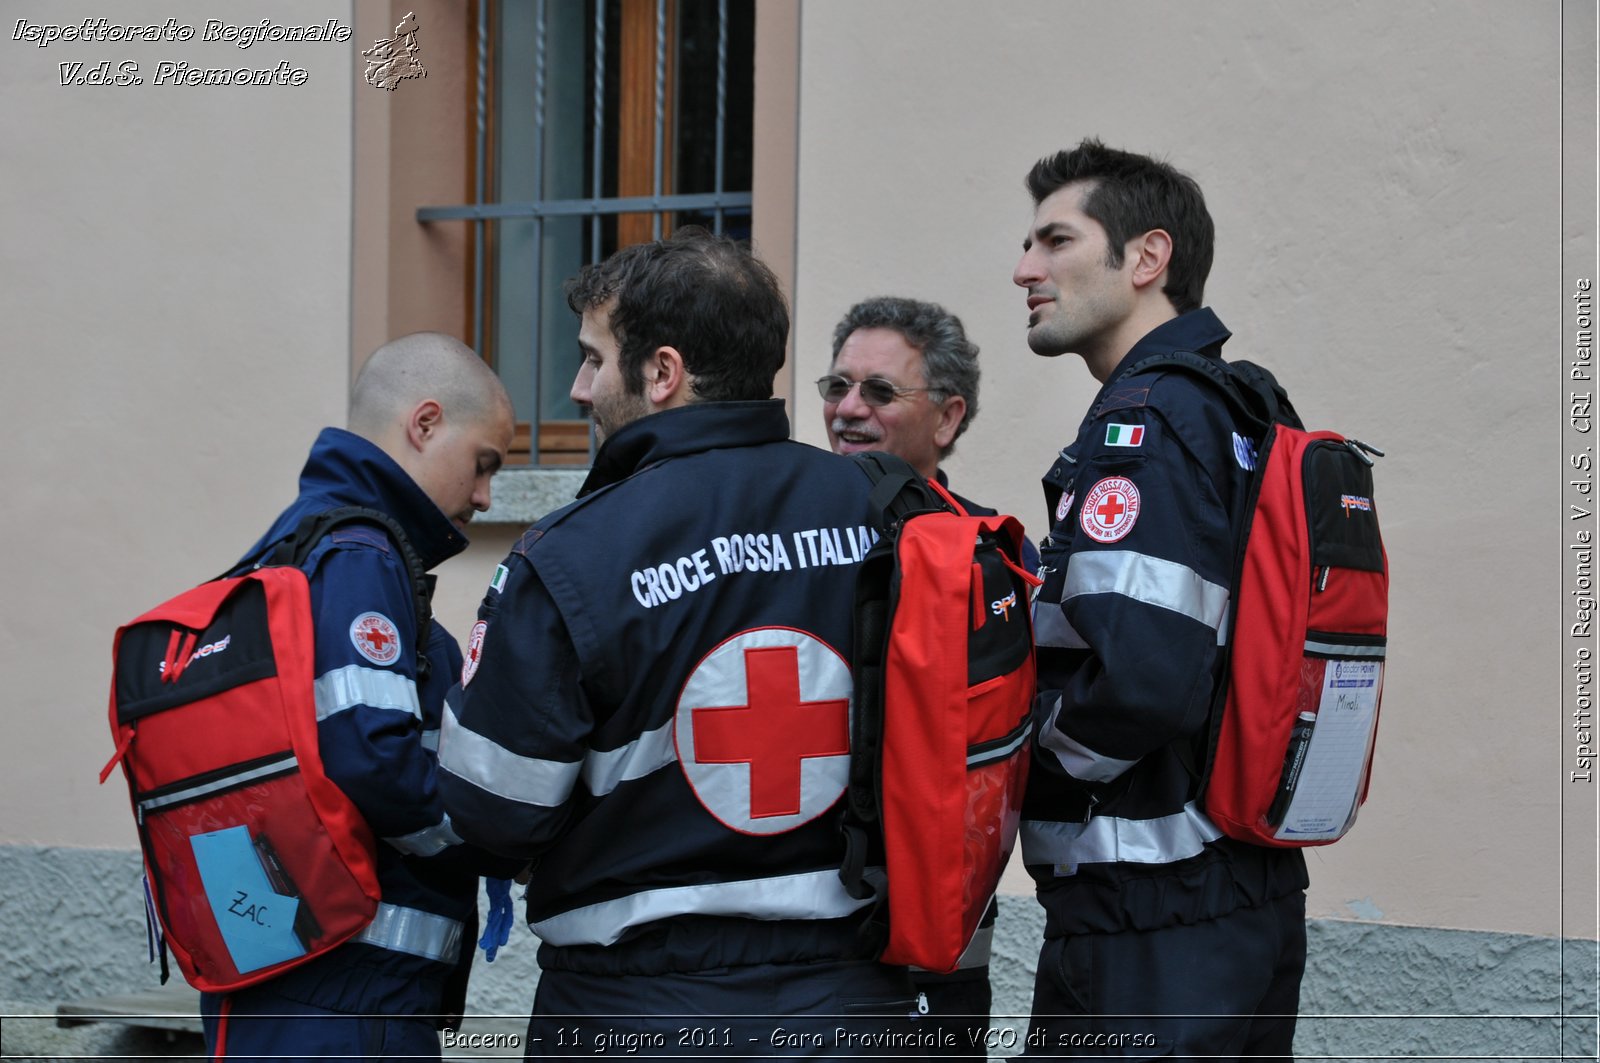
830, 296, 979, 455
1025, 138, 1213, 314
564, 227, 789, 402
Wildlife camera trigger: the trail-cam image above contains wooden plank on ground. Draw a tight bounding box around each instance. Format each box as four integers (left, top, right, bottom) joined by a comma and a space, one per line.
55, 984, 200, 1035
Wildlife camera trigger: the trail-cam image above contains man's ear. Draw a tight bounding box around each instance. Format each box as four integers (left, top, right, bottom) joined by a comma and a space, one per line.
405, 399, 444, 451
644, 346, 691, 407
1128, 228, 1173, 293
933, 394, 967, 450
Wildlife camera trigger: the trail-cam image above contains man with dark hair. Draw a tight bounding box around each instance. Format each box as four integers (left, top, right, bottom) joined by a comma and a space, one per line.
439, 229, 925, 1055
1013, 140, 1308, 1059
820, 295, 1035, 1057
201, 333, 519, 1061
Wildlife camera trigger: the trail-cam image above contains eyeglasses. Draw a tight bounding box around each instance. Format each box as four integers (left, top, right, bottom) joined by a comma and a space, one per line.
815, 374, 941, 407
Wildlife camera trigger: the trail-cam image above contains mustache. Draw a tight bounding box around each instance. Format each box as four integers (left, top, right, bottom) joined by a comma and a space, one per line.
830, 418, 881, 438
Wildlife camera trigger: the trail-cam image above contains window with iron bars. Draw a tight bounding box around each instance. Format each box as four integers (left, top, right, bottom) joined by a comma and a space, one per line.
419, 0, 754, 466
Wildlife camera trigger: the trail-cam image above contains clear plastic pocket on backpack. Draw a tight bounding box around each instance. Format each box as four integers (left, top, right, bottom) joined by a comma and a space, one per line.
138, 753, 369, 983
957, 539, 1035, 923
1267, 638, 1385, 842
962, 713, 1030, 947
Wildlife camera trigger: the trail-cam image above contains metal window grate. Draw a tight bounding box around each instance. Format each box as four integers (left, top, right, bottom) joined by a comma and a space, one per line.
417, 0, 753, 467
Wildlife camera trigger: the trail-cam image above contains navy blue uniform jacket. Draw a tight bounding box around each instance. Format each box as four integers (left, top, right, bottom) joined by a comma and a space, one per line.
222, 428, 517, 1015
440, 401, 887, 976
1022, 310, 1307, 938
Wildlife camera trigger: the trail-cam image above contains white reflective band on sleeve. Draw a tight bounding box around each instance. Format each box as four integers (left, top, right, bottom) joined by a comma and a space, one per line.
314, 664, 421, 722
1032, 600, 1089, 649
354, 903, 463, 963
1021, 801, 1223, 873
582, 719, 678, 796
438, 703, 583, 808
1062, 551, 1229, 632
530, 869, 877, 948
1304, 637, 1386, 658
420, 728, 439, 753
384, 814, 464, 857
1037, 694, 1139, 783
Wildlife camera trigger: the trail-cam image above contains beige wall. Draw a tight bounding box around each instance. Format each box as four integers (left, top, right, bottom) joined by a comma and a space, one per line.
352, 0, 477, 376
789, 0, 1587, 938
0, 1, 512, 849
0, 2, 355, 848
752, 0, 802, 406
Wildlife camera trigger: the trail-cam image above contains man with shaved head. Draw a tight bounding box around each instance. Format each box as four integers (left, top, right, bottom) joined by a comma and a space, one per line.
200, 332, 520, 1061
347, 332, 516, 530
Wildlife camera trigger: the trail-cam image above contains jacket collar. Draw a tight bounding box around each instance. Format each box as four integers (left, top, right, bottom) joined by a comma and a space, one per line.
578, 400, 791, 497
246, 427, 468, 570
1105, 307, 1232, 389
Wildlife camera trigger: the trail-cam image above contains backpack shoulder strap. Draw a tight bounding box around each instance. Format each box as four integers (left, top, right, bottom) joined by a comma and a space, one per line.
1122, 353, 1298, 795
1228, 359, 1304, 431
1135, 350, 1304, 432
850, 452, 957, 534
269, 506, 437, 679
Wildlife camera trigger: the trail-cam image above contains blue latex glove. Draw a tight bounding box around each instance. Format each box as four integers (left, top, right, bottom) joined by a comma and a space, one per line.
479, 877, 514, 962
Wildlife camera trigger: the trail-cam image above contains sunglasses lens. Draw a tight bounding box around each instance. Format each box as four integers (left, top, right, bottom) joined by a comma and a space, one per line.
859, 379, 899, 406
818, 376, 911, 406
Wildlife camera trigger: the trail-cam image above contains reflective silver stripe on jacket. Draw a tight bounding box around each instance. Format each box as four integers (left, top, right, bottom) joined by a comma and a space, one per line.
581, 719, 678, 796
1021, 801, 1223, 874
354, 902, 464, 963
1036, 694, 1139, 783
1063, 550, 1229, 633
1033, 599, 1089, 649
137, 754, 298, 815
1034, 551, 1229, 649
384, 814, 464, 857
314, 664, 421, 721
530, 869, 876, 948
441, 705, 680, 806
438, 703, 583, 807
1305, 637, 1386, 658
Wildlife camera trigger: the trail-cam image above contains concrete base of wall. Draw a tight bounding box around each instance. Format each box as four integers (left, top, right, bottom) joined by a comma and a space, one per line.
3, 847, 1593, 1060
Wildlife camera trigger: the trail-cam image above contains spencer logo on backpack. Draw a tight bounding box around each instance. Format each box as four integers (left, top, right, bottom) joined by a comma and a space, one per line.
1142, 352, 1389, 848
839, 452, 1041, 973
101, 508, 431, 992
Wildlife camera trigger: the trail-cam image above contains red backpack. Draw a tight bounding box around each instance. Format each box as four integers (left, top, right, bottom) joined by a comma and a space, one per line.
1146, 354, 1388, 847
839, 453, 1041, 973
101, 508, 430, 991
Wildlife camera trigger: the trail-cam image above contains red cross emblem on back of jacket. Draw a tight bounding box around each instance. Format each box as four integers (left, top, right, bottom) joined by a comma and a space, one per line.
674, 627, 853, 836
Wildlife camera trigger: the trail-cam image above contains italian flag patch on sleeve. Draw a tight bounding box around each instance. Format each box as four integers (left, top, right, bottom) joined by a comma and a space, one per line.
1105, 423, 1145, 447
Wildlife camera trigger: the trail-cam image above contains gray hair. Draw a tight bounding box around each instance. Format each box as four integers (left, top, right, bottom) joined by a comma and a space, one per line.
830, 296, 979, 454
